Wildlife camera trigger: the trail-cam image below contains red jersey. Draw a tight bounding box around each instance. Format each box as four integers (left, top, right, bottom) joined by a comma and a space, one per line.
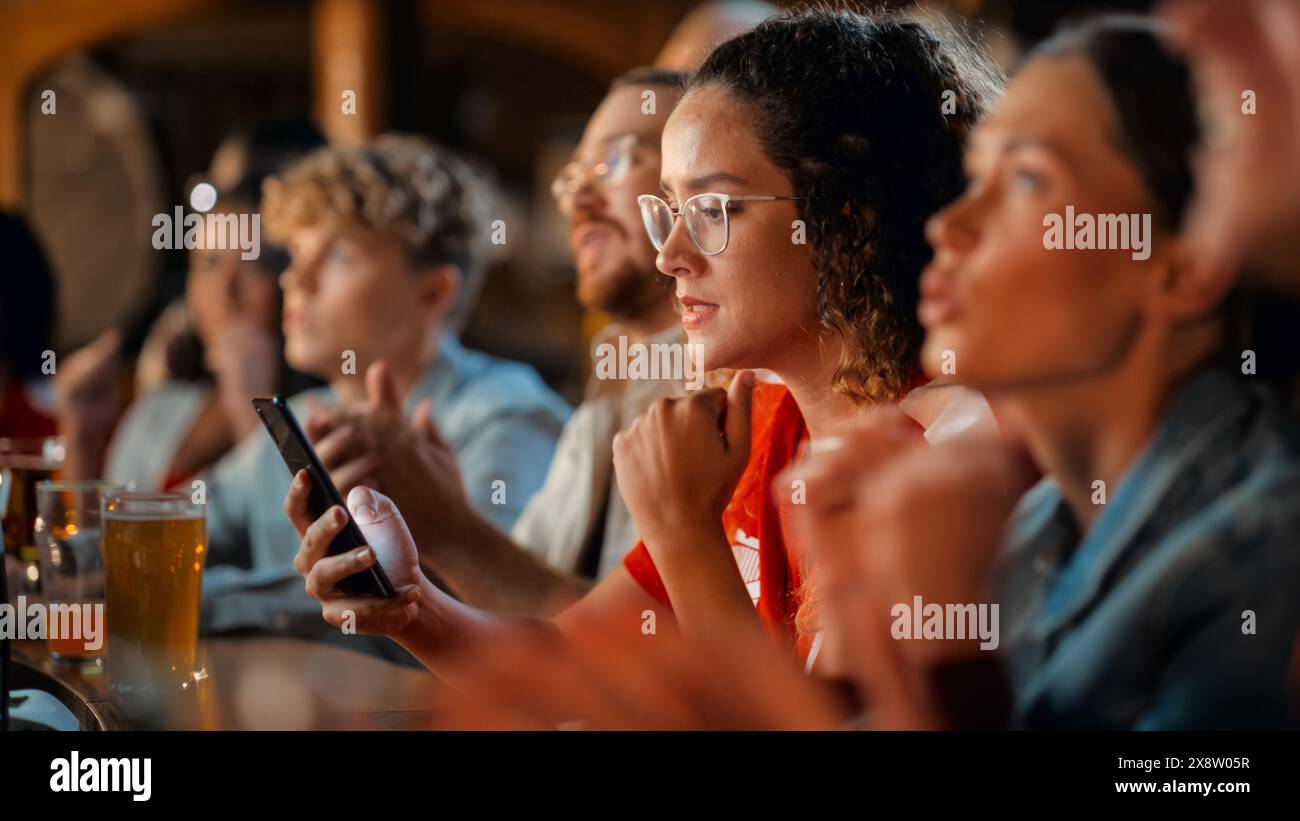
623, 381, 814, 662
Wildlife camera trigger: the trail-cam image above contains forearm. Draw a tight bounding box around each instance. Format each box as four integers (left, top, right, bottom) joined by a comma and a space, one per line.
647, 525, 765, 649
392, 573, 560, 689
419, 507, 591, 617
224, 402, 259, 441
215, 380, 263, 441
61, 427, 109, 480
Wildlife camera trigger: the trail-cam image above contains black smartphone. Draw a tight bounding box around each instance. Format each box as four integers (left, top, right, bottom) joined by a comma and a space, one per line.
252, 395, 396, 598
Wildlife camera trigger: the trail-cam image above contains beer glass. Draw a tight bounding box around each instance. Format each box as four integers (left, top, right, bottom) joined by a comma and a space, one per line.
34, 480, 126, 662
101, 492, 207, 693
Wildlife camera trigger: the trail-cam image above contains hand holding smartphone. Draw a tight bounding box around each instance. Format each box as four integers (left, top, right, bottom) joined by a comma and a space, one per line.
253, 395, 396, 598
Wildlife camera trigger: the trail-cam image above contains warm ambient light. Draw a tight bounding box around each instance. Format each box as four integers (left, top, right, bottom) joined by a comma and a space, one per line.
189, 182, 218, 213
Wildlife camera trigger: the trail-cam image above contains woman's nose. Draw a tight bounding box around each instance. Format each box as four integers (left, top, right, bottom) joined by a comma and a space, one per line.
655, 215, 702, 279
280, 258, 315, 293
926, 193, 979, 255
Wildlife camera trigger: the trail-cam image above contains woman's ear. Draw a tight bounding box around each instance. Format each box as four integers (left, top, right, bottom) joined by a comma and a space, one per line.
1148, 235, 1241, 324
414, 263, 462, 326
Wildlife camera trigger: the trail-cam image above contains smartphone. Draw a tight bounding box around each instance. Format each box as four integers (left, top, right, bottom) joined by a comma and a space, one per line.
252, 395, 396, 598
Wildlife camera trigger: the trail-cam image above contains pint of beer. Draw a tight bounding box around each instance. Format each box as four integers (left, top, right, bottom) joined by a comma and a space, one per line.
101, 492, 206, 692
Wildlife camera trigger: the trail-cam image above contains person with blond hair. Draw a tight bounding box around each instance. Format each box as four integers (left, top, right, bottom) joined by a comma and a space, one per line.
198, 135, 569, 657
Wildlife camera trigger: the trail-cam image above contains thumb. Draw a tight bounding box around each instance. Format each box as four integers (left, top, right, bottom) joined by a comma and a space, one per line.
365, 360, 403, 416
410, 398, 448, 448
64, 328, 121, 385
83, 327, 122, 366
347, 486, 415, 578
96, 327, 123, 353
723, 370, 755, 454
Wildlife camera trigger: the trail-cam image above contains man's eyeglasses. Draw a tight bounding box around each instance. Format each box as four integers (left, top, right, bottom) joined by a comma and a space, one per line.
637, 192, 804, 256
551, 134, 644, 213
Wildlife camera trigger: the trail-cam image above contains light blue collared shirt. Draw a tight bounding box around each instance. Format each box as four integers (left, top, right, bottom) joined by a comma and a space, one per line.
996, 368, 1300, 729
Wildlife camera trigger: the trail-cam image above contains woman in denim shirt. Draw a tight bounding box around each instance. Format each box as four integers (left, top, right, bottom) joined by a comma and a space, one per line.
904, 15, 1300, 728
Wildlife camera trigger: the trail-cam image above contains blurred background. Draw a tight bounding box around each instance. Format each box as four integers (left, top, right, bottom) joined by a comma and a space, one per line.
1, 0, 1156, 402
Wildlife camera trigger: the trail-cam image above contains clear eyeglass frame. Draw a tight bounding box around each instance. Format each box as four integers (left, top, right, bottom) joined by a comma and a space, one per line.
637, 192, 804, 256
550, 133, 644, 211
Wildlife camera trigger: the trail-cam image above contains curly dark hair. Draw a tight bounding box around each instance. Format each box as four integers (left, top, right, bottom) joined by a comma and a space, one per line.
690, 7, 1002, 402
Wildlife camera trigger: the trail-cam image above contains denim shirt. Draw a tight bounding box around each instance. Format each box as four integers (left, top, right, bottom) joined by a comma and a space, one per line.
195, 336, 570, 656
996, 368, 1300, 729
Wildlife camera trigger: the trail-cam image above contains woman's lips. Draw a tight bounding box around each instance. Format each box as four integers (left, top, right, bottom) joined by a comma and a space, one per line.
282, 309, 310, 335
918, 266, 957, 326
677, 295, 720, 329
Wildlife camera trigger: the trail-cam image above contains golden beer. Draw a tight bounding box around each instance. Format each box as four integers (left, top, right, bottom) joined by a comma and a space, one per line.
102, 493, 206, 691
42, 516, 108, 660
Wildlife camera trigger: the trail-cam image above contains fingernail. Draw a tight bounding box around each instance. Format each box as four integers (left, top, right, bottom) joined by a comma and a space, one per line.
332, 507, 346, 526
293, 470, 305, 487
354, 547, 373, 565
402, 585, 420, 602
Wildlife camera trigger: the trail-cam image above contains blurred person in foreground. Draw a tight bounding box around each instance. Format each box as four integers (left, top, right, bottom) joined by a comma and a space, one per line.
55, 119, 325, 487
1160, 0, 1300, 717
1159, 0, 1300, 411
794, 15, 1300, 730
1161, 0, 1300, 294
197, 136, 569, 658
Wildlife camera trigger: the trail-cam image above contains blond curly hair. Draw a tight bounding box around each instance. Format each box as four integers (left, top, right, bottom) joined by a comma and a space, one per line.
261, 134, 491, 332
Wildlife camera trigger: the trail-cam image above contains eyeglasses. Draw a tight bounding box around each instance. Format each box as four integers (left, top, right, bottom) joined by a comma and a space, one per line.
637, 192, 804, 256
551, 134, 644, 213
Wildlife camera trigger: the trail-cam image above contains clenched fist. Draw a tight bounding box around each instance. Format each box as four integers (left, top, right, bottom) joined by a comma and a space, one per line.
613, 370, 755, 560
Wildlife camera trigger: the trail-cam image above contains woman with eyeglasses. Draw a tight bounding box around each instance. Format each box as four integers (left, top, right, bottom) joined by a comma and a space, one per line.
283, 8, 1002, 691
612, 9, 1002, 665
